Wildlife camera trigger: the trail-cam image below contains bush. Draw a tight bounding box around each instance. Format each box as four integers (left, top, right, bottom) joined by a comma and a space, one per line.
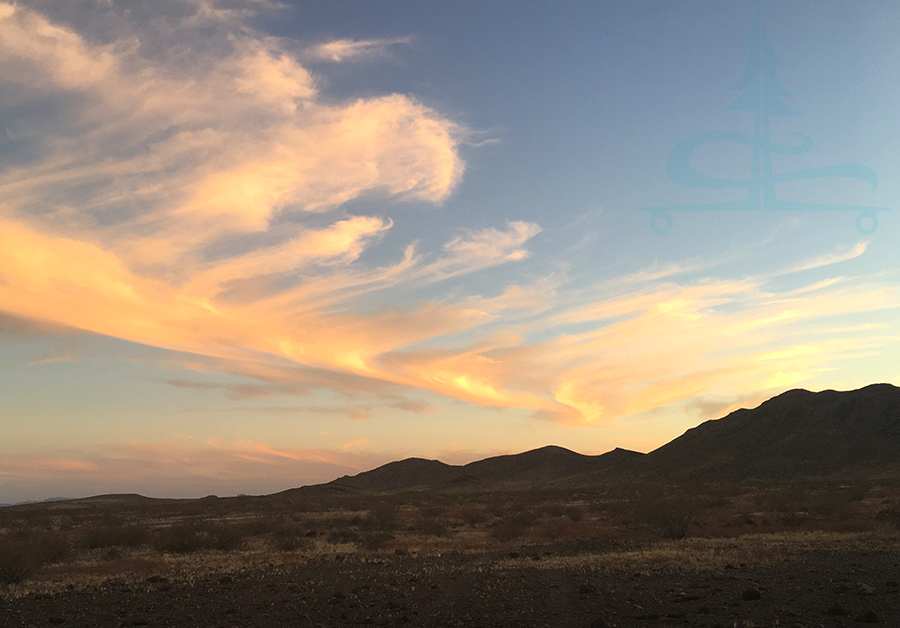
365, 502, 399, 532
490, 511, 538, 542
209, 523, 246, 551
326, 529, 359, 545
0, 537, 39, 585
565, 506, 584, 522
659, 511, 693, 540
460, 507, 488, 526
416, 518, 448, 537
269, 522, 310, 551
80, 524, 148, 549
154, 522, 207, 554
33, 531, 72, 564
634, 493, 695, 539
359, 532, 394, 551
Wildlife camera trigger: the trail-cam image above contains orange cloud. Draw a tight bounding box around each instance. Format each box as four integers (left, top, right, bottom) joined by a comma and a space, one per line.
0, 438, 389, 501
1, 2, 898, 438
0, 457, 100, 478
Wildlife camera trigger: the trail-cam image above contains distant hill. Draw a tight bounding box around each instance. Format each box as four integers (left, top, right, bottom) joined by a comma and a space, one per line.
308, 445, 645, 494
10, 384, 900, 507
304, 383, 900, 493
639, 383, 900, 481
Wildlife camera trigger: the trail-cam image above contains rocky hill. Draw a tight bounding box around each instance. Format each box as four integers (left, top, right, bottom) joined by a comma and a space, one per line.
316, 383, 900, 492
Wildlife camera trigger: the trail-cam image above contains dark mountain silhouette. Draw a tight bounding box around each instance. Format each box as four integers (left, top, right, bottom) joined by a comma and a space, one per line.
309, 383, 900, 493
9, 384, 899, 508
639, 382, 900, 480
320, 445, 644, 493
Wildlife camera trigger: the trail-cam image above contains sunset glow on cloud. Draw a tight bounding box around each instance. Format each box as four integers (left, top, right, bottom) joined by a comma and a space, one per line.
2, 1, 898, 502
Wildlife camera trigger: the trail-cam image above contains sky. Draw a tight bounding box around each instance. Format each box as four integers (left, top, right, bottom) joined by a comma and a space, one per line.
1, 0, 899, 503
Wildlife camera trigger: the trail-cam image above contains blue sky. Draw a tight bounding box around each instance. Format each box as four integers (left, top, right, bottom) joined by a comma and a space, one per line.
1, 0, 898, 502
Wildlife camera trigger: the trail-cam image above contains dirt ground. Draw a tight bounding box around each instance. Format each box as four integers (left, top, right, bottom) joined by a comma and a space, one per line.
3, 541, 898, 628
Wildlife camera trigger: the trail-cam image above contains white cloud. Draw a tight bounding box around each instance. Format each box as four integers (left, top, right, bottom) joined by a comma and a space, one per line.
307, 37, 412, 63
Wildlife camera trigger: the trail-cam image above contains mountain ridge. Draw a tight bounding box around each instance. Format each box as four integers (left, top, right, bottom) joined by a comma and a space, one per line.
309, 383, 900, 493
8, 384, 899, 506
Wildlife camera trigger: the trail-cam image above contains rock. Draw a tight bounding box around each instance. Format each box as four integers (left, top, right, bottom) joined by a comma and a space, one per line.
741, 587, 761, 601
858, 583, 875, 595
507, 552, 520, 559
855, 610, 879, 623
588, 617, 609, 628
394, 549, 410, 556
218, 575, 232, 585
146, 575, 167, 584
48, 617, 65, 624
827, 603, 849, 616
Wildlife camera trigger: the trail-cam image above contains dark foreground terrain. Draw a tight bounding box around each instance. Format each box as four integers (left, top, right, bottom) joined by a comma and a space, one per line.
3, 537, 899, 628
3, 479, 900, 628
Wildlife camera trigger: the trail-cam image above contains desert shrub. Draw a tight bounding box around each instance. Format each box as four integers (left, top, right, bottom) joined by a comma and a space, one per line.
364, 502, 399, 532
242, 515, 278, 536
488, 501, 508, 518
634, 493, 695, 539
208, 522, 246, 551
530, 517, 570, 543
326, 529, 360, 545
152, 520, 243, 553
419, 504, 443, 518
80, 523, 148, 549
359, 532, 394, 551
0, 536, 40, 585
875, 509, 900, 530
490, 511, 538, 542
460, 507, 488, 526
33, 531, 72, 564
811, 491, 853, 517
565, 506, 584, 522
658, 511, 693, 539
416, 518, 448, 537
269, 522, 310, 551
154, 522, 207, 554
544, 504, 566, 518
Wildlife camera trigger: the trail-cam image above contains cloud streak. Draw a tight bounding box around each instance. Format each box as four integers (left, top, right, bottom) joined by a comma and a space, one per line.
1, 1, 898, 446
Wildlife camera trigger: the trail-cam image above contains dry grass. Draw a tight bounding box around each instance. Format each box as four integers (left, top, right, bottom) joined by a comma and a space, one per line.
511, 528, 900, 573
2, 479, 899, 597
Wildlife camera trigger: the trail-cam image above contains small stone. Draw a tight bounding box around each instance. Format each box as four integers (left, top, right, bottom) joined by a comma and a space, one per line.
858, 583, 875, 595
741, 587, 761, 601
394, 548, 410, 556
218, 575, 233, 585
589, 617, 609, 628
507, 552, 520, 559
48, 618, 65, 625
827, 603, 848, 616
855, 610, 878, 623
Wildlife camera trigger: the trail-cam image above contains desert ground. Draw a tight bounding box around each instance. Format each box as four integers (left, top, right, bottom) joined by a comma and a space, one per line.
2, 480, 900, 627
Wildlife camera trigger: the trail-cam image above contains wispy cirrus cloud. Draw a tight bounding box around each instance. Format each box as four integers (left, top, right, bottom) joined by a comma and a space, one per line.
1, 1, 897, 445
306, 37, 412, 63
